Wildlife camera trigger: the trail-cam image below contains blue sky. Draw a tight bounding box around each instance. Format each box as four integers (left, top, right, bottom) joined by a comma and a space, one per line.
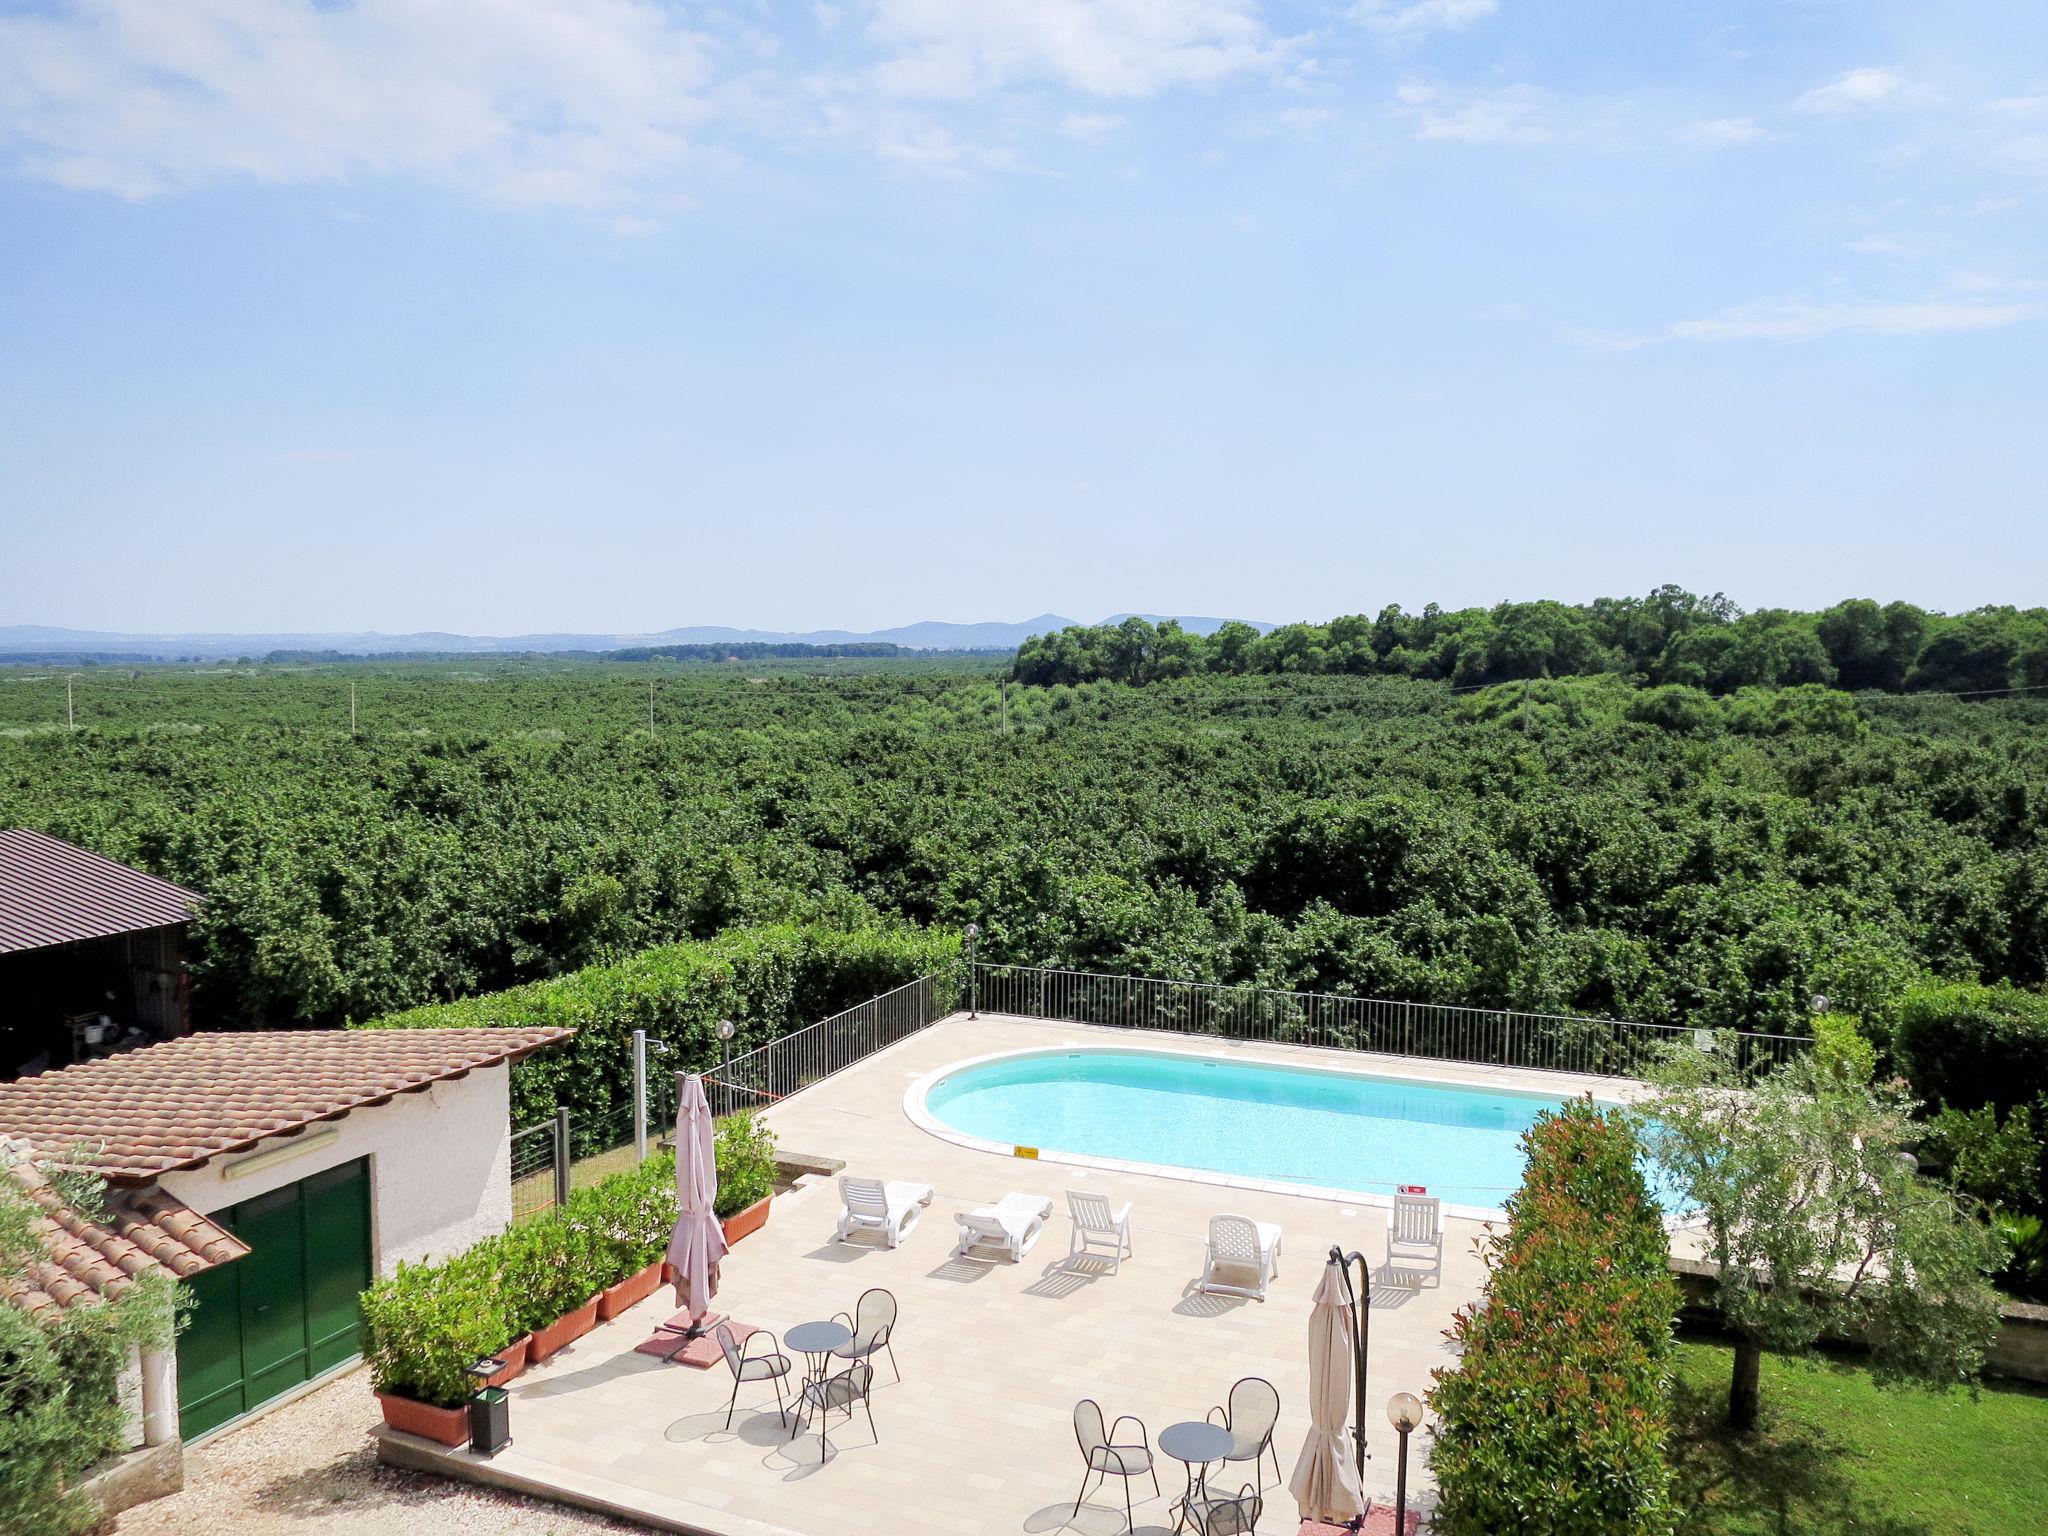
2, 1, 2044, 635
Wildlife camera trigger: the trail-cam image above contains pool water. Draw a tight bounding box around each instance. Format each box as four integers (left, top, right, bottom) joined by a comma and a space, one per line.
923, 1048, 1675, 1212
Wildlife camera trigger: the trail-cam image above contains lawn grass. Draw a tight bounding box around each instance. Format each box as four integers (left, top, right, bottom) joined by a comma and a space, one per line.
1671, 1337, 2048, 1535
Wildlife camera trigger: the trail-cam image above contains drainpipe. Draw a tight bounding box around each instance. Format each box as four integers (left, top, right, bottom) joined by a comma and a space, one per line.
140, 1347, 176, 1446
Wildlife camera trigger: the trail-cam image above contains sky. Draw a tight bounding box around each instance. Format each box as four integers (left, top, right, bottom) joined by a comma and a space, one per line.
1, 0, 2044, 636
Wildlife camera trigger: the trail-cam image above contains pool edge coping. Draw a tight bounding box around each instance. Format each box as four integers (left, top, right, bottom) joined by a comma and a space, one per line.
902, 1039, 1638, 1225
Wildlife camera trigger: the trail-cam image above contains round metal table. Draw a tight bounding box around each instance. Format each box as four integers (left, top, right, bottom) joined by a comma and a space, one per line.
1158, 1420, 1234, 1533
784, 1319, 853, 1385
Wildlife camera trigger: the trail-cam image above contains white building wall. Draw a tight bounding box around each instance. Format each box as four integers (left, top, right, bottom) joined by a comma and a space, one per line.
157, 1063, 515, 1275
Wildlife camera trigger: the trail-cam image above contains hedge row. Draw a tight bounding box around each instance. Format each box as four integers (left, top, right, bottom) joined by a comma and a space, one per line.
1428, 1098, 1680, 1536
353, 921, 961, 1133
1896, 981, 2048, 1116
362, 1113, 773, 1411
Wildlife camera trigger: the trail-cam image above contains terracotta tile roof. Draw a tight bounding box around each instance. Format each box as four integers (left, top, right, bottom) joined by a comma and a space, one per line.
0, 826, 201, 954
1, 1139, 249, 1319
0, 1027, 572, 1184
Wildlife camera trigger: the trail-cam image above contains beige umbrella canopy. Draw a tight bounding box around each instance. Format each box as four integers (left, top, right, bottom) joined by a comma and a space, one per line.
1291, 1256, 1367, 1524
666, 1072, 729, 1318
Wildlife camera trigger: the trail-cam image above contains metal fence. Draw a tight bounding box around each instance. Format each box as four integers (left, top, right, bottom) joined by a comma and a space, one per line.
504, 970, 956, 1217
707, 972, 955, 1116
973, 963, 1809, 1079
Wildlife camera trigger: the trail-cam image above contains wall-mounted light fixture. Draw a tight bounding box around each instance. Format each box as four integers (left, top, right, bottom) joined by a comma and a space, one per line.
222, 1126, 341, 1181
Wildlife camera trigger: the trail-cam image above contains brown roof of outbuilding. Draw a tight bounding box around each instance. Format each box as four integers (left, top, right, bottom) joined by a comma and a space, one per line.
1, 1139, 249, 1319
0, 827, 201, 954
0, 1027, 572, 1184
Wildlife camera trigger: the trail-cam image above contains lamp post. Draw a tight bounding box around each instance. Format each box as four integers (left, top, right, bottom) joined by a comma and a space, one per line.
1326, 1243, 1372, 1510
1386, 1391, 1423, 1533
964, 923, 980, 1018
715, 1018, 736, 1116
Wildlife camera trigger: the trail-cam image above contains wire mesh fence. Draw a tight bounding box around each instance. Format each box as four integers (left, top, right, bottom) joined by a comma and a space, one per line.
972, 963, 1808, 1080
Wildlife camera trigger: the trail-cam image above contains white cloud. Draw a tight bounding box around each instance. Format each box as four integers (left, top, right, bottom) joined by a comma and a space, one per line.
1670, 299, 2039, 341
1792, 66, 1909, 116
1351, 0, 1498, 37
1985, 95, 2048, 120
1058, 111, 1127, 142
1844, 236, 1908, 256
1680, 116, 1768, 147
869, 0, 1279, 99
1395, 79, 1549, 144
0, 0, 715, 207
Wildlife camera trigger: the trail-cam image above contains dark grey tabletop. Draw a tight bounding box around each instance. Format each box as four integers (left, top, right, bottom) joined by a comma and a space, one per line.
785, 1320, 853, 1355
1158, 1421, 1234, 1465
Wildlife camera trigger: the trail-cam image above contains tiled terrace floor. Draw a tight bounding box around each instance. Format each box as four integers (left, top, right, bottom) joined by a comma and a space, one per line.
381, 1014, 1639, 1536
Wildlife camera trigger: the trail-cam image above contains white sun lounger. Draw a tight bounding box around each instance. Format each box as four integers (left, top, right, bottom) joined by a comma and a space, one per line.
953, 1193, 1054, 1263
835, 1176, 934, 1248
1197, 1214, 1283, 1302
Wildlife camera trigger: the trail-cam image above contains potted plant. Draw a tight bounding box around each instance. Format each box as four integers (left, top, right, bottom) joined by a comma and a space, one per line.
596, 1160, 674, 1319
715, 1111, 778, 1245
363, 1258, 514, 1447
518, 1214, 608, 1362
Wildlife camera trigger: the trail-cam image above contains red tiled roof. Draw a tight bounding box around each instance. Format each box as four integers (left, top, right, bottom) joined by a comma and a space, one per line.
0, 827, 201, 954
0, 1027, 572, 1183
2, 1139, 249, 1319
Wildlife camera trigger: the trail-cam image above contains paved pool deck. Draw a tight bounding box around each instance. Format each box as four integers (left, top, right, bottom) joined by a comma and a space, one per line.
379, 1013, 1647, 1536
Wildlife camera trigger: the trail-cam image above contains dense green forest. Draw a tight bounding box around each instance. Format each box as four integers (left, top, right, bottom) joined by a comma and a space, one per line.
2, 618, 2043, 1041
1015, 589, 2048, 694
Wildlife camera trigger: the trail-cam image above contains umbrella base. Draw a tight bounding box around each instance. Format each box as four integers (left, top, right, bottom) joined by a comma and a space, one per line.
1299, 1508, 1422, 1535
633, 1312, 755, 1368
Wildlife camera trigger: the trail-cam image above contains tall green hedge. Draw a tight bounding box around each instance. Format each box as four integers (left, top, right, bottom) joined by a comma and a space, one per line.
353, 922, 960, 1132
1428, 1098, 1679, 1536
1897, 981, 2048, 1115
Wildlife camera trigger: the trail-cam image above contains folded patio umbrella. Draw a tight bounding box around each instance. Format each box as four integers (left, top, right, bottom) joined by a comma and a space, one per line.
1290, 1257, 1366, 1524
665, 1072, 729, 1320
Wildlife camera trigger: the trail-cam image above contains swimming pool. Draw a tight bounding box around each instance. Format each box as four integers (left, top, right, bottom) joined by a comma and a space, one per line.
913, 1046, 1668, 1214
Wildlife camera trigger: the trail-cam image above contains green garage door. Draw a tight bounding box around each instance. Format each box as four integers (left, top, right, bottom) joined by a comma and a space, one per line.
178, 1157, 372, 1440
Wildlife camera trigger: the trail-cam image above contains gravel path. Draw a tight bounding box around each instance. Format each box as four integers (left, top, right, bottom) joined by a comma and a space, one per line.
117, 1367, 645, 1536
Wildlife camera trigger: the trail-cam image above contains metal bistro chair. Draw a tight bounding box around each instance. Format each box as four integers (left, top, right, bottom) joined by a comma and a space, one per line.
830, 1287, 901, 1383
1183, 1478, 1263, 1536
714, 1322, 792, 1430
1205, 1376, 1281, 1489
791, 1358, 878, 1458
1071, 1398, 1160, 1531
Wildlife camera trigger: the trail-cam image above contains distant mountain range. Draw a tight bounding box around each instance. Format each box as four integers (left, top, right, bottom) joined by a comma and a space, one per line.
0, 614, 1271, 661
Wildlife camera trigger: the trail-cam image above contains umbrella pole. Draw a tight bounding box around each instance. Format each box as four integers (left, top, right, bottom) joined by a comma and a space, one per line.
1328, 1244, 1373, 1527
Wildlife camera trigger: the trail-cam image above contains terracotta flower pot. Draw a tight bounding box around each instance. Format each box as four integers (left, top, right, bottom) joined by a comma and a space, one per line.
599, 1261, 664, 1321
482, 1334, 530, 1387
528, 1296, 601, 1363
376, 1391, 471, 1448
720, 1195, 771, 1247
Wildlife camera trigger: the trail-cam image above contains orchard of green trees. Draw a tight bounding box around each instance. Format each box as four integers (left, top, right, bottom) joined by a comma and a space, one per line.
1013, 589, 2048, 694
1, 623, 2041, 1044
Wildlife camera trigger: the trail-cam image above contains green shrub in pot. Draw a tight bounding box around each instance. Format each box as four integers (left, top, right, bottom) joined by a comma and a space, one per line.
714, 1112, 778, 1219
363, 1257, 514, 1410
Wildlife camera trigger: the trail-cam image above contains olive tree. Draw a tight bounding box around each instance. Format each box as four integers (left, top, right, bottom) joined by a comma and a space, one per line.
1636, 1033, 2002, 1431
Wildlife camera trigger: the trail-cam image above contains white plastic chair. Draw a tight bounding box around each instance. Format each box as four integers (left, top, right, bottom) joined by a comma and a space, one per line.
1197, 1214, 1282, 1301
953, 1193, 1053, 1262
1066, 1189, 1133, 1273
1386, 1192, 1444, 1286
835, 1176, 933, 1249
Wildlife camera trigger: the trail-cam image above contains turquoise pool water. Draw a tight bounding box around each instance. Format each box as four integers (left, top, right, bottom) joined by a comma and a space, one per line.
924, 1049, 1669, 1210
